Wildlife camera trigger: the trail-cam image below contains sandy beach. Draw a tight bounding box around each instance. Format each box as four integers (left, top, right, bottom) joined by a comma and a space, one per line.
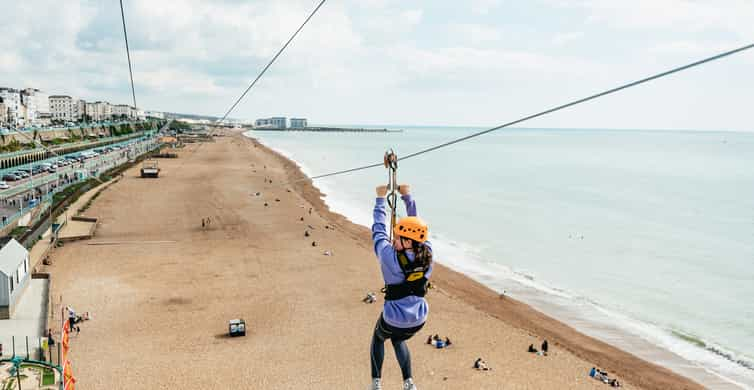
40, 131, 702, 389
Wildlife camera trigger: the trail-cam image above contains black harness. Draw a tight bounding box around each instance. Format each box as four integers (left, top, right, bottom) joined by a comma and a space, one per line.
384, 250, 430, 300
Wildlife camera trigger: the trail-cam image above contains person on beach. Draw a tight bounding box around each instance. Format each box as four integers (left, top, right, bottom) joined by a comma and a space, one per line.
67, 307, 76, 331
474, 357, 491, 371
369, 184, 433, 390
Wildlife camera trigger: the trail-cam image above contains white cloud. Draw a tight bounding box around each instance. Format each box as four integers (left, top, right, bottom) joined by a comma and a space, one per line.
451, 24, 502, 44
552, 31, 584, 46
469, 0, 503, 15
553, 0, 754, 38
400, 9, 424, 26
0, 0, 752, 130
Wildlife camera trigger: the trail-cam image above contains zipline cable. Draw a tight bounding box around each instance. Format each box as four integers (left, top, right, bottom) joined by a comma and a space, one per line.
218, 0, 327, 124
119, 0, 137, 108
299, 42, 754, 181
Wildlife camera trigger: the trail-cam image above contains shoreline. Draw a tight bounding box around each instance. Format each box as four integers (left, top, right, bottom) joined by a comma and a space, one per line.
248, 128, 754, 389
246, 133, 707, 390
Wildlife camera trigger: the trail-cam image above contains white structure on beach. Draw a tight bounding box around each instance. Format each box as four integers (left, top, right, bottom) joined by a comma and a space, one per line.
290, 118, 308, 128
0, 239, 31, 319
255, 117, 287, 129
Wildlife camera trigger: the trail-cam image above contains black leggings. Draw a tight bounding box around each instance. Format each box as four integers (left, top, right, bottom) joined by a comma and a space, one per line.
370, 315, 424, 380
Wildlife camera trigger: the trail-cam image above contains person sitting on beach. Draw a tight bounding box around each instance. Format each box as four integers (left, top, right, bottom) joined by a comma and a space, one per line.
369, 184, 433, 390
362, 292, 377, 304
528, 344, 538, 353
445, 337, 452, 347
67, 307, 76, 331
473, 357, 491, 371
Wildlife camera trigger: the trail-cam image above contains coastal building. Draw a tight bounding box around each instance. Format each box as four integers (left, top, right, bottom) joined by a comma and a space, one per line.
0, 99, 7, 126
86, 101, 112, 122
255, 118, 271, 128
290, 118, 308, 128
112, 104, 135, 119
255, 117, 287, 129
271, 117, 286, 128
0, 238, 31, 319
50, 95, 76, 123
0, 88, 22, 127
74, 99, 86, 121
21, 88, 49, 126
144, 110, 163, 120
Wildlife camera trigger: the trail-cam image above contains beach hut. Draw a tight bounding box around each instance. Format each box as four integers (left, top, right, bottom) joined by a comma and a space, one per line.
0, 238, 31, 319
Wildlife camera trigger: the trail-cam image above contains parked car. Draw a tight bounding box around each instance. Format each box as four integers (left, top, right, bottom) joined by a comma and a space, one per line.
15, 170, 30, 178
0, 181, 9, 190
2, 174, 20, 181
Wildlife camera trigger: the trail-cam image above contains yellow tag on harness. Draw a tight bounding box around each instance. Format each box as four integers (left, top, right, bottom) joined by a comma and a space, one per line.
407, 272, 424, 282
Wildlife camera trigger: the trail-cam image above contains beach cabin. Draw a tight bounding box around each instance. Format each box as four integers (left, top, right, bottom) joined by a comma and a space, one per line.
0, 238, 31, 319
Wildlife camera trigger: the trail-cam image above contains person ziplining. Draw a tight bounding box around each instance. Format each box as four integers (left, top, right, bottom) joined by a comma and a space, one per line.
369, 152, 433, 390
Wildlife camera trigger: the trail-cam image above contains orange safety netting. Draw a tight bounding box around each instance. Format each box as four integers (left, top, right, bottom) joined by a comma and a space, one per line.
64, 360, 76, 390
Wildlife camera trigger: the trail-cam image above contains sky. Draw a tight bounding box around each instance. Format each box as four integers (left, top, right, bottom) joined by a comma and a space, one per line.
1, 0, 753, 130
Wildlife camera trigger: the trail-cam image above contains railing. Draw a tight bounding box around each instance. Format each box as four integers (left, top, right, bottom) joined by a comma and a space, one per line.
0, 134, 145, 177
0, 120, 148, 134
0, 131, 145, 158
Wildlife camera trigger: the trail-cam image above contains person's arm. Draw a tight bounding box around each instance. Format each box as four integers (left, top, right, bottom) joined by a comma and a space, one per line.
398, 185, 417, 216
372, 186, 394, 262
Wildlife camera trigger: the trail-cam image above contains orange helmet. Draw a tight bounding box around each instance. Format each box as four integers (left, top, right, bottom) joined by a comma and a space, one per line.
394, 217, 429, 243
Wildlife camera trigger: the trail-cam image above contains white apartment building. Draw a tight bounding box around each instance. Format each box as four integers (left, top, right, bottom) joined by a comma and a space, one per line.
112, 104, 138, 119
0, 88, 22, 127
0, 100, 7, 126
86, 101, 112, 121
21, 88, 49, 126
49, 95, 76, 122
255, 117, 287, 128
144, 110, 164, 119
112, 104, 128, 118
290, 118, 308, 128
73, 99, 86, 121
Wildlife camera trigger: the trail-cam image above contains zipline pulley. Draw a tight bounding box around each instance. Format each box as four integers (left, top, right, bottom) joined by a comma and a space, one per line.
384, 149, 398, 240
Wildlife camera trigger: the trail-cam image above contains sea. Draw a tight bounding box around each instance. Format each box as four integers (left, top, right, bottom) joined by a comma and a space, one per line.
245, 126, 754, 389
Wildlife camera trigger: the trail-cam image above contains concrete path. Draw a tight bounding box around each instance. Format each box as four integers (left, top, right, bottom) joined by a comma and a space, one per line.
0, 279, 48, 360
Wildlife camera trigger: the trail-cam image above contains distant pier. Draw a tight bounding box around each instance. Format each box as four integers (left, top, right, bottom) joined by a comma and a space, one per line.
251, 127, 402, 133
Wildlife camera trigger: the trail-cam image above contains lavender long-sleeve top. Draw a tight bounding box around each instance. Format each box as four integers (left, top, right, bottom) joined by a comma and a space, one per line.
372, 194, 433, 328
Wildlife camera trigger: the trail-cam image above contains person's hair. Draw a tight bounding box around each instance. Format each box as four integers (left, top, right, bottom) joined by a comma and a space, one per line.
411, 239, 432, 269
